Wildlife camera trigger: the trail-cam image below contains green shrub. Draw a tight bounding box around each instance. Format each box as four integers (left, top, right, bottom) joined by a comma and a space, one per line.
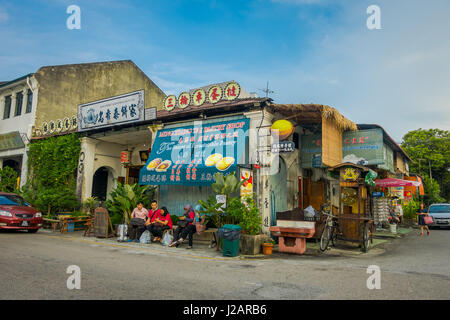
403, 198, 419, 220
0, 166, 18, 192
21, 133, 81, 214
105, 181, 155, 224
239, 195, 262, 235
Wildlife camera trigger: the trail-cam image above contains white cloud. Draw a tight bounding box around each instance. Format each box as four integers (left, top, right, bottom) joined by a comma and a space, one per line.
0, 8, 9, 23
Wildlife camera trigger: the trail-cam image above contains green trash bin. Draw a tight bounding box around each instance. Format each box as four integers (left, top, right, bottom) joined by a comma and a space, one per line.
221, 224, 241, 257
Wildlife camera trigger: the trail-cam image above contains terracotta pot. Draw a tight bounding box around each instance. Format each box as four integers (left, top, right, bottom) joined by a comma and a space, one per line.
262, 243, 273, 255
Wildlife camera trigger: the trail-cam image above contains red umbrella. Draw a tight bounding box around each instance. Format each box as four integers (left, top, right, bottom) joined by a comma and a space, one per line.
375, 178, 421, 187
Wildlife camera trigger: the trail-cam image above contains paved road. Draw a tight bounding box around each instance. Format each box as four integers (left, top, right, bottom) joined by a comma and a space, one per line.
0, 227, 449, 300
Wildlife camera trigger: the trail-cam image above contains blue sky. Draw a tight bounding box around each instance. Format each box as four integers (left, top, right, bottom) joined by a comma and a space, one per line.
1, 0, 449, 141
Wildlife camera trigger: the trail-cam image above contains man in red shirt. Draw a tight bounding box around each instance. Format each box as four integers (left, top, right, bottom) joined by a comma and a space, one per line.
141, 200, 161, 240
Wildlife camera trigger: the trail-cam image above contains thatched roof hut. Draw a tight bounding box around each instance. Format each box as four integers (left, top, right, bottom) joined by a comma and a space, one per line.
268, 103, 357, 131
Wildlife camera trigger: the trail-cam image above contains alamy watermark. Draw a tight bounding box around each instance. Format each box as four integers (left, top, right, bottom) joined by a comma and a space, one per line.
66, 265, 81, 290
367, 5, 381, 30
66, 5, 81, 30
366, 265, 381, 289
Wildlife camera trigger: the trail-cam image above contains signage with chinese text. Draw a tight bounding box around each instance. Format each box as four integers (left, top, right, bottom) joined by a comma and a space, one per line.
342, 128, 384, 165
139, 118, 250, 186
0, 131, 25, 151
78, 90, 145, 131
163, 82, 241, 111
271, 141, 295, 153
301, 133, 323, 168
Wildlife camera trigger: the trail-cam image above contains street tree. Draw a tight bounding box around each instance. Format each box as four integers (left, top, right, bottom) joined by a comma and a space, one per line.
401, 128, 450, 201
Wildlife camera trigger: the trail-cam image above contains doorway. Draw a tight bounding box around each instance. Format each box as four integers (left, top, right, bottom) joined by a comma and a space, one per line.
270, 157, 287, 225
92, 167, 110, 201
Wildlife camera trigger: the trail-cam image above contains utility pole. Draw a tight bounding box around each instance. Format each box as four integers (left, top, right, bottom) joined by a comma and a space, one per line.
428, 159, 432, 179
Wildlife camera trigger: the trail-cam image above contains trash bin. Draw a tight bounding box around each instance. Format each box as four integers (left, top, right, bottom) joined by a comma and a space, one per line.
220, 224, 241, 257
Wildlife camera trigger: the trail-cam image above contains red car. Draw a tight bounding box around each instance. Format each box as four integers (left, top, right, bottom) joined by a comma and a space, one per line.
0, 192, 43, 233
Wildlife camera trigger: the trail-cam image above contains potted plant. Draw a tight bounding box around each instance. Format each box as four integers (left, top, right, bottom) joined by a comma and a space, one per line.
239, 195, 264, 255
262, 238, 275, 255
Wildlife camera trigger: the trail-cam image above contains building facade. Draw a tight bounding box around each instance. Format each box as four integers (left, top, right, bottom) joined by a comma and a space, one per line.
0, 74, 39, 187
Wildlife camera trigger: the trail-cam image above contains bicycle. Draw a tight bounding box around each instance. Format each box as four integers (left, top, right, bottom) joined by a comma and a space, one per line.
319, 207, 340, 252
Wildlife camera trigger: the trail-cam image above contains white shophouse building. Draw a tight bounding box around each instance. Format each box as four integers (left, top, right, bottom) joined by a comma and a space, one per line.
0, 74, 39, 187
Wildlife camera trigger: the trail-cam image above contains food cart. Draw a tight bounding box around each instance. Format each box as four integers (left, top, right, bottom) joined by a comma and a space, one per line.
326, 163, 375, 252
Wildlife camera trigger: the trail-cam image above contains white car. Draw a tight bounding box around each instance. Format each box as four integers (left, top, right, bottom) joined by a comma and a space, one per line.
428, 204, 450, 228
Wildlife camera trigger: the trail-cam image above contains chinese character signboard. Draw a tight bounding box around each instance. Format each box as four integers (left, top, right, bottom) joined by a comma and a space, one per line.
163, 82, 241, 111
0, 131, 25, 151
271, 141, 295, 153
78, 90, 145, 131
139, 118, 250, 186
301, 133, 323, 168
342, 128, 384, 165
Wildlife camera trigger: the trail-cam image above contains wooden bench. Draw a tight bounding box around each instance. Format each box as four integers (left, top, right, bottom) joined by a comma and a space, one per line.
168, 226, 218, 248
60, 216, 90, 234
43, 218, 62, 232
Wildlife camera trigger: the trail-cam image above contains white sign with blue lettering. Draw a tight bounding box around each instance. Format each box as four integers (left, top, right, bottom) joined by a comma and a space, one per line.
78, 90, 145, 131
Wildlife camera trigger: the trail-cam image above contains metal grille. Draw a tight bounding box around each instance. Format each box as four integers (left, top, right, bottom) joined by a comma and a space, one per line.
14, 214, 34, 219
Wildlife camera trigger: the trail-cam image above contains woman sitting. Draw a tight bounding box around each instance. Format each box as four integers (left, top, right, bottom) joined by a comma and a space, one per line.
149, 206, 172, 242
169, 204, 196, 249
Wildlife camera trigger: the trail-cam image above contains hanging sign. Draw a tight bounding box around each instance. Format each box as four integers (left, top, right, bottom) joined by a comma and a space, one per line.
240, 169, 253, 198
270, 120, 294, 141
78, 90, 145, 131
120, 151, 131, 164
341, 167, 361, 181
271, 141, 295, 153
216, 195, 227, 211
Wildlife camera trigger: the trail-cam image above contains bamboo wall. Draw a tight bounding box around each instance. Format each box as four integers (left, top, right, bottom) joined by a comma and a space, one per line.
321, 115, 343, 167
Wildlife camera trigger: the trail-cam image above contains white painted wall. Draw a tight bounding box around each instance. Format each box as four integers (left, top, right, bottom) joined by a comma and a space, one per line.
0, 76, 39, 187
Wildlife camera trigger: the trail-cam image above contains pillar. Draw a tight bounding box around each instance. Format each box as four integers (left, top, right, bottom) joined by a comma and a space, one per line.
244, 110, 274, 236
76, 137, 98, 202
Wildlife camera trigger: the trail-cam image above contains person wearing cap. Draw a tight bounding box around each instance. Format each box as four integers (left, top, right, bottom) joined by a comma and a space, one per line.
169, 204, 196, 249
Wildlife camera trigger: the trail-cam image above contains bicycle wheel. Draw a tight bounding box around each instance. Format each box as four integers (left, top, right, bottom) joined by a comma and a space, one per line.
330, 226, 338, 247
361, 223, 370, 253
320, 224, 331, 252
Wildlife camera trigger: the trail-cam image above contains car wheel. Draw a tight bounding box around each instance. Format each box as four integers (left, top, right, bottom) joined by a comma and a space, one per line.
27, 229, 38, 233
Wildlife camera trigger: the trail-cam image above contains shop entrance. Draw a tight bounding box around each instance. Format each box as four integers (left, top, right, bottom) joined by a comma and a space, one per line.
270, 157, 287, 225
2, 158, 22, 176
92, 167, 111, 201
